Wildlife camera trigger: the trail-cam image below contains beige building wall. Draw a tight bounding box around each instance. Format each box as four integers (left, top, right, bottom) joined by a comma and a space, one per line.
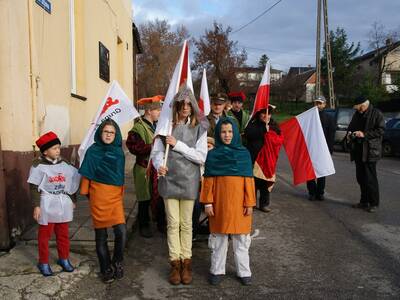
0, 0, 135, 152
0, 0, 138, 240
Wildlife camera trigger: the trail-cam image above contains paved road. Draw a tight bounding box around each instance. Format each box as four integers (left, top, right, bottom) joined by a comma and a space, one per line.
65, 152, 400, 299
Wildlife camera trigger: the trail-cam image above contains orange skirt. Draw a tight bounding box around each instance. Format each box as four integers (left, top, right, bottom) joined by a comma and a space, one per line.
80, 177, 125, 228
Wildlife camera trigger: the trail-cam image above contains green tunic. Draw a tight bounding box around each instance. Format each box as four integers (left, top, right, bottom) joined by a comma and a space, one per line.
227, 109, 250, 134
131, 119, 155, 202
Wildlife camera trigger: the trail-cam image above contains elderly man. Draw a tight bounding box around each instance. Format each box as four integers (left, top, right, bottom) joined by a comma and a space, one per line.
307, 95, 335, 201
347, 95, 385, 213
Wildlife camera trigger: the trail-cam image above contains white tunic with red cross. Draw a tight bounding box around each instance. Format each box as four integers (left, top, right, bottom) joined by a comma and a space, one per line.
28, 161, 81, 225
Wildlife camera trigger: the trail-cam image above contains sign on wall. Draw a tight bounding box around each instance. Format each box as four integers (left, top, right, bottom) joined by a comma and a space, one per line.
35, 0, 51, 14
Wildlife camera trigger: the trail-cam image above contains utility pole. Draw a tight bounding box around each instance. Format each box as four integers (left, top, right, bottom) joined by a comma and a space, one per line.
315, 0, 336, 108
315, 0, 321, 99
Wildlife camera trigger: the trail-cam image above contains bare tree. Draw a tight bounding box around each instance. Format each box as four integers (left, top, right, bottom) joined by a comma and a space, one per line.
193, 22, 247, 94
137, 20, 189, 98
367, 21, 400, 86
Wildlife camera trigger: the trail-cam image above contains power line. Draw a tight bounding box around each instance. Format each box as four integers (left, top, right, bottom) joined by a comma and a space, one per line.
239, 44, 315, 57
232, 0, 283, 34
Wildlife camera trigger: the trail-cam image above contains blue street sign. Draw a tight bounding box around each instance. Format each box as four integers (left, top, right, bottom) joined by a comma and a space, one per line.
35, 0, 51, 14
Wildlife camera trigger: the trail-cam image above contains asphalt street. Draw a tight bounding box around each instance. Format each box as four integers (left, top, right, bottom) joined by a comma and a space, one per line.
65, 151, 400, 299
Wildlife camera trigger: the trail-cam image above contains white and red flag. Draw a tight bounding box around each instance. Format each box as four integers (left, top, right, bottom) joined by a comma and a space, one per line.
280, 107, 335, 185
250, 61, 271, 118
198, 68, 211, 116
78, 80, 139, 164
154, 40, 193, 137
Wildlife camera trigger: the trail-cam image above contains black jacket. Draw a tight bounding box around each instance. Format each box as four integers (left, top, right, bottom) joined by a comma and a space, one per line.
244, 118, 283, 164
347, 104, 385, 162
319, 110, 336, 154
244, 118, 267, 163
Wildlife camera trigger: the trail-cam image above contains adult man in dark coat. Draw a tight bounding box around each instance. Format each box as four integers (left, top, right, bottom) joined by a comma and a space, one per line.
307, 96, 336, 201
347, 96, 385, 213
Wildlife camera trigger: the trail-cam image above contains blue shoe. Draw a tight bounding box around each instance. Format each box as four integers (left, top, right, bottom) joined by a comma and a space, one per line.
37, 263, 53, 276
57, 259, 74, 272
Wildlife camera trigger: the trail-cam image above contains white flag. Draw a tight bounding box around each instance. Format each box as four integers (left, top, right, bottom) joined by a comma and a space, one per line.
78, 80, 139, 164
199, 68, 211, 116
155, 40, 193, 137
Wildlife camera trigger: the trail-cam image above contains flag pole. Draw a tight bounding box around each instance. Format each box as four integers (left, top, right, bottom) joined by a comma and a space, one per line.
161, 40, 188, 168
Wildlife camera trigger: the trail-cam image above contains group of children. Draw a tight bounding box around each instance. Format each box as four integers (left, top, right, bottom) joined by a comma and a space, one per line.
28, 119, 127, 283
28, 86, 280, 286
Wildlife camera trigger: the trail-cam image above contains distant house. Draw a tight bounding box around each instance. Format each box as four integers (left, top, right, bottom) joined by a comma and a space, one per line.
282, 67, 316, 102
354, 40, 400, 93
234, 66, 285, 98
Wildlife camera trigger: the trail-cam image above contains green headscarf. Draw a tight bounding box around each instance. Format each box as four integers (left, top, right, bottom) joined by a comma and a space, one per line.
203, 118, 253, 177
79, 119, 125, 186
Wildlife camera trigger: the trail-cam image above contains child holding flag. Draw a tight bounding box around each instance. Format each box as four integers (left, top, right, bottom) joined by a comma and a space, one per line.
151, 86, 208, 285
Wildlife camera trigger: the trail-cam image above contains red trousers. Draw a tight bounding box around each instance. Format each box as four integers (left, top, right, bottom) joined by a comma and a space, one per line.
38, 222, 70, 264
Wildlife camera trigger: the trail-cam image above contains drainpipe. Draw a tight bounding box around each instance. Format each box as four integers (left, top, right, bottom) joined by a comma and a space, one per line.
27, 0, 39, 152
27, 0, 40, 152
69, 0, 76, 94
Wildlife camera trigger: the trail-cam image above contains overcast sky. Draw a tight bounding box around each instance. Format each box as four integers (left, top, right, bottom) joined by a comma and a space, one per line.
131, 0, 400, 72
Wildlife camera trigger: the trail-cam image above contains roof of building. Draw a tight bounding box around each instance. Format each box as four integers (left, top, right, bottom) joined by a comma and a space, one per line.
354, 40, 400, 62
287, 66, 314, 77
234, 66, 284, 74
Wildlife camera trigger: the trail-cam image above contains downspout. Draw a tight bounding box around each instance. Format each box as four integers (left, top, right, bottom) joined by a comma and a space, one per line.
70, 0, 76, 94
27, 0, 38, 152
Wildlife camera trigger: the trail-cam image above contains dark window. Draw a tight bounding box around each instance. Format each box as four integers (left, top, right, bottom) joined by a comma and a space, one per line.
99, 42, 110, 82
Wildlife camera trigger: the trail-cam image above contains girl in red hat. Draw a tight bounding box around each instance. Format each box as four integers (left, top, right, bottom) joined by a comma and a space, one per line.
27, 131, 81, 276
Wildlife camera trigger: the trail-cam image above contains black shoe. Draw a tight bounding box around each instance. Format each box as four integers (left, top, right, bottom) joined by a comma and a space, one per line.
102, 268, 115, 283
260, 206, 272, 213
208, 273, 223, 285
113, 261, 124, 279
316, 194, 325, 201
238, 276, 252, 286
365, 206, 378, 213
308, 194, 316, 201
139, 226, 153, 238
352, 203, 368, 209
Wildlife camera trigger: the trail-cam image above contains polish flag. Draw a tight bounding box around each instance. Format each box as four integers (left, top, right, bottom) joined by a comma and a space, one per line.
280, 107, 335, 185
250, 61, 270, 118
78, 80, 139, 165
198, 68, 211, 116
154, 40, 193, 137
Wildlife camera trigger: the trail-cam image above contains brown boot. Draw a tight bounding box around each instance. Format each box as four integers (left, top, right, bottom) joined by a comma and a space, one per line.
169, 260, 181, 285
181, 259, 192, 285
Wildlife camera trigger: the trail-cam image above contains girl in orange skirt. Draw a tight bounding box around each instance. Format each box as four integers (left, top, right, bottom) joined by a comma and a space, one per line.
79, 119, 126, 283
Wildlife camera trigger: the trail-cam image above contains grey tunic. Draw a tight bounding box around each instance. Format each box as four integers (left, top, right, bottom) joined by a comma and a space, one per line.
158, 124, 203, 200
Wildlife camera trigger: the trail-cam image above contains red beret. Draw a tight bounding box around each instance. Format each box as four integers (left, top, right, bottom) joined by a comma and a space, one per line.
228, 91, 246, 102
36, 131, 61, 153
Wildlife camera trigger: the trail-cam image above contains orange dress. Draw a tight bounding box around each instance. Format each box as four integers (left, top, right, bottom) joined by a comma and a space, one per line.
200, 176, 256, 234
80, 177, 125, 228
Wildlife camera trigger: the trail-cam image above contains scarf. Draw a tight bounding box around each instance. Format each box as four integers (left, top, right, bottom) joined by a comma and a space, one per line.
79, 119, 125, 186
204, 118, 253, 177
